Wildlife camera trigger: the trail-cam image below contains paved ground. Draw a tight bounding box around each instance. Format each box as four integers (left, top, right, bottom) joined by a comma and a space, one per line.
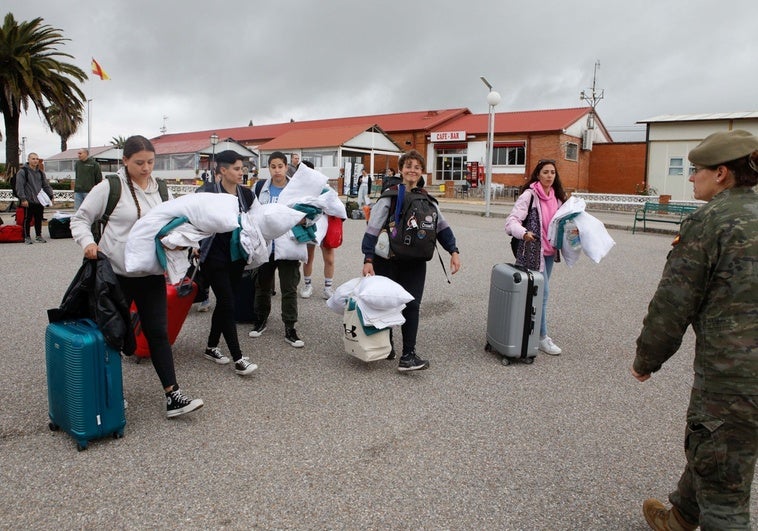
1, 203, 755, 530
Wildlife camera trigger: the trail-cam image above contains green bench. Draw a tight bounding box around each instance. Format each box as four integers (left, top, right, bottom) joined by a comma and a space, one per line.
632, 202, 698, 234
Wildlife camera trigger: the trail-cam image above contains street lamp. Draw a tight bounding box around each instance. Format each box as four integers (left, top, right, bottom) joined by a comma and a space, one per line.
481, 77, 501, 217
210, 133, 219, 180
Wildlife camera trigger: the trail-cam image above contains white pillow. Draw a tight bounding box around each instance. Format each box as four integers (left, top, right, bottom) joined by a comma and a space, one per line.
252, 201, 306, 240
354, 275, 414, 310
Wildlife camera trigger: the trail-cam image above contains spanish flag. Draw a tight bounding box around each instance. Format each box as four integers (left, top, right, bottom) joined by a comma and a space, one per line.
91, 57, 110, 80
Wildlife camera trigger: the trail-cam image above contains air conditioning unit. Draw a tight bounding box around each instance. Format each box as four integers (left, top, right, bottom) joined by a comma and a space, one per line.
581, 130, 594, 151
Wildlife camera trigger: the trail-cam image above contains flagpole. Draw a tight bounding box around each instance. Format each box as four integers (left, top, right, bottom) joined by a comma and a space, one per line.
87, 98, 92, 152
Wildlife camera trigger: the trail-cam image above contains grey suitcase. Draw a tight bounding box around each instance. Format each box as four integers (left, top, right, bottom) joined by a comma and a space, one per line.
485, 263, 544, 365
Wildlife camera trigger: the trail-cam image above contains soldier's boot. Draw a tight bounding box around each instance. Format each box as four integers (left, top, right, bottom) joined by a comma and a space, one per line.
643, 499, 698, 531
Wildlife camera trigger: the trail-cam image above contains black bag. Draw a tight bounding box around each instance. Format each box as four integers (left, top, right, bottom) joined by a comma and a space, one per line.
383, 186, 438, 261
511, 191, 541, 271
48, 217, 73, 239
234, 269, 258, 323
510, 192, 533, 258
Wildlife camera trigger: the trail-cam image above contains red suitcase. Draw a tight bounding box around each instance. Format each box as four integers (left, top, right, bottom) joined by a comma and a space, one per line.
130, 273, 198, 358
15, 206, 34, 227
0, 224, 24, 243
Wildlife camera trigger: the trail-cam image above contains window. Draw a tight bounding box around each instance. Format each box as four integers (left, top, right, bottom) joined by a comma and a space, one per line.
492, 145, 525, 166
302, 150, 338, 168
435, 147, 467, 181
565, 142, 578, 161
668, 157, 684, 176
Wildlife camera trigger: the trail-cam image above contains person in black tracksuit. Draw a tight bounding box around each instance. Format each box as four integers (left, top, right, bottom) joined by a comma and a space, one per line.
197, 150, 258, 376
360, 150, 461, 372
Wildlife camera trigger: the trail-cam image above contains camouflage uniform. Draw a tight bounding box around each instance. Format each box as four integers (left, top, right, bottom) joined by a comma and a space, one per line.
634, 187, 758, 530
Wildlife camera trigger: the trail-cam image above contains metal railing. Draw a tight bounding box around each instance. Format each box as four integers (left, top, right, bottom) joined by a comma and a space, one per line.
0, 184, 199, 204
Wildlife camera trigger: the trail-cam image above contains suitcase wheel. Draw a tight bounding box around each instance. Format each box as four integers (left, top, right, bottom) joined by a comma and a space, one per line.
48, 422, 59, 432
77, 441, 88, 452
113, 431, 124, 439
484, 342, 492, 352
522, 357, 535, 365
500, 357, 511, 366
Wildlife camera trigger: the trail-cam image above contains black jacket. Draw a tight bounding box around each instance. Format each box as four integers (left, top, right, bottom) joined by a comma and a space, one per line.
48, 253, 135, 355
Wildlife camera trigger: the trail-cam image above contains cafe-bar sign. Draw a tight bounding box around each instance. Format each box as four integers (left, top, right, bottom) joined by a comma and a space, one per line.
431, 131, 466, 142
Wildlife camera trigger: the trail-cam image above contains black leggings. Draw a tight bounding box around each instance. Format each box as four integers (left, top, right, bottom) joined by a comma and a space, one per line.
22, 203, 44, 238
117, 274, 177, 390
372, 257, 426, 356
202, 259, 245, 361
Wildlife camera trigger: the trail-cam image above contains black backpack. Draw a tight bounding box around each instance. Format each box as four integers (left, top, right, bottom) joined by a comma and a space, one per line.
9, 167, 27, 198
381, 185, 438, 261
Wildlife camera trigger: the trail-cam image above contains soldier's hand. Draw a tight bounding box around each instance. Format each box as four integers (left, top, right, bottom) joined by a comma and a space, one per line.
630, 366, 651, 382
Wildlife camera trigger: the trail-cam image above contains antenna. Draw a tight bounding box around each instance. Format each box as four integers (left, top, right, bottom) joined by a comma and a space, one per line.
160, 115, 169, 135
579, 60, 604, 150
580, 60, 604, 118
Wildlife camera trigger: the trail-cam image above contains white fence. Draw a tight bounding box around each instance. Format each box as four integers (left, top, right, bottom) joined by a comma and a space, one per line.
0, 184, 199, 204
571, 192, 703, 211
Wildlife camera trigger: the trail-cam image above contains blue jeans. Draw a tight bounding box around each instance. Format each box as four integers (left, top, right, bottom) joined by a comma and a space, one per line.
74, 192, 88, 211
540, 255, 554, 338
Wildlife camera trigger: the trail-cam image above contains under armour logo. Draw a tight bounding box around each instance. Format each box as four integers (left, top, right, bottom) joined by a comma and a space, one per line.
343, 323, 357, 339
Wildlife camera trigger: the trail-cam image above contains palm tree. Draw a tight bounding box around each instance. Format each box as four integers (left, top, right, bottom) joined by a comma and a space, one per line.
0, 13, 87, 177
47, 103, 83, 152
109, 135, 127, 149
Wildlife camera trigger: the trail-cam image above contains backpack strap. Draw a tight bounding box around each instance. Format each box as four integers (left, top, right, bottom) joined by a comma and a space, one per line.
101, 175, 122, 228
99, 175, 168, 239
253, 179, 265, 199
156, 178, 169, 202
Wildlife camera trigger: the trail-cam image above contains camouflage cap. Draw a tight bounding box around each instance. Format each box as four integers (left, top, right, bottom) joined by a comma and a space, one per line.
688, 129, 758, 166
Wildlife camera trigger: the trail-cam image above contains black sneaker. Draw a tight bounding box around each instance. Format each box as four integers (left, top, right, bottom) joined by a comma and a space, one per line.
398, 352, 429, 372
35, 235, 47, 243
284, 328, 304, 348
234, 357, 258, 376
248, 321, 267, 338
204, 347, 230, 364
166, 387, 204, 418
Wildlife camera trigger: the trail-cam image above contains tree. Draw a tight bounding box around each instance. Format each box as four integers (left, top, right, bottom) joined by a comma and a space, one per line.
109, 135, 127, 149
0, 13, 86, 177
47, 103, 83, 152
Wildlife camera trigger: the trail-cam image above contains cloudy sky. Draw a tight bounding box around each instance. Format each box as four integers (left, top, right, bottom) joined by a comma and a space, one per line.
3, 0, 757, 160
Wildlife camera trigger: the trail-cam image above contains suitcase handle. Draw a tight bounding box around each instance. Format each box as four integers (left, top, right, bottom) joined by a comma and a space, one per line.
176, 256, 199, 298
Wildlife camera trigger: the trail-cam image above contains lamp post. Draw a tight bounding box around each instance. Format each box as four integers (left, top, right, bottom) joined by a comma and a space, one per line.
480, 77, 501, 217
210, 133, 219, 181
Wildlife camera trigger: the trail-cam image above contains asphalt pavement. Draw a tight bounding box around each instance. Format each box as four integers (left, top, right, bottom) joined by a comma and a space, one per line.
1, 202, 755, 530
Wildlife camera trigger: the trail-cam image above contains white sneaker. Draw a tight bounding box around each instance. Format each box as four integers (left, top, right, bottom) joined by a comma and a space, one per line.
300, 283, 313, 299
323, 286, 334, 300
539, 336, 562, 356
197, 299, 211, 312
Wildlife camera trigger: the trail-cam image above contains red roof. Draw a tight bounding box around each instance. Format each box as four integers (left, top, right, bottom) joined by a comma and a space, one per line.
258, 124, 376, 150
149, 106, 610, 150
436, 107, 593, 135
152, 108, 470, 146
153, 138, 212, 155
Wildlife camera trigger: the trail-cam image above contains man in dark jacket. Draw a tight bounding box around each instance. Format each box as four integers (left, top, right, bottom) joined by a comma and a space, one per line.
16, 152, 54, 244
74, 148, 102, 210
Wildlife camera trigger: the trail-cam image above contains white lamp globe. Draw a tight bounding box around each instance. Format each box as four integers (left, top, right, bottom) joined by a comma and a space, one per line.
487, 91, 501, 107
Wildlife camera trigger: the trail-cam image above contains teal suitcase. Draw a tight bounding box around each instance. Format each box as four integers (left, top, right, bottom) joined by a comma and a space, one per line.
46, 319, 126, 450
